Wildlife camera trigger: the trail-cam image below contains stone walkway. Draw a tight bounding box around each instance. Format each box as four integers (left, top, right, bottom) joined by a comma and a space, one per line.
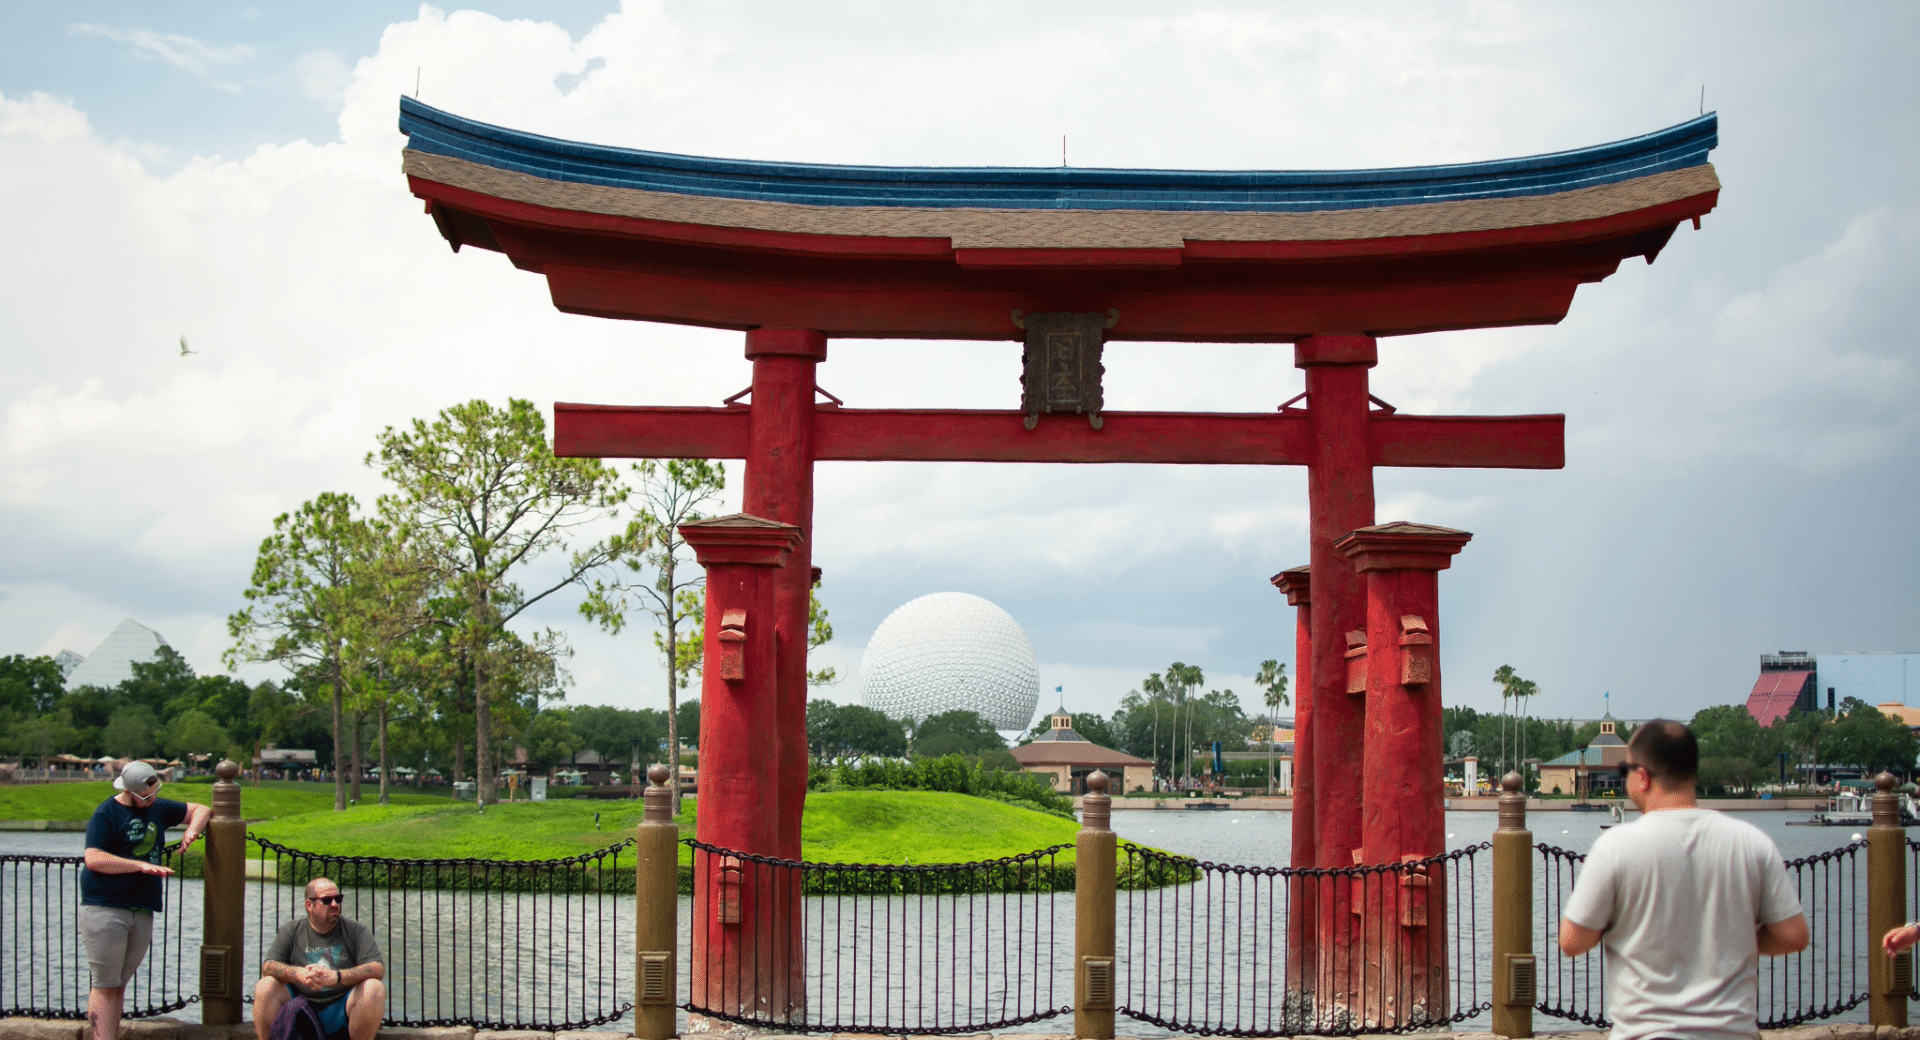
3, 1022, 1916, 1040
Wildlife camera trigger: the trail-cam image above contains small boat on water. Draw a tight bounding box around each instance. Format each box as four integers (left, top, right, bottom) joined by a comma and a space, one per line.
1600, 803, 1626, 830
1785, 789, 1920, 827
1184, 800, 1230, 811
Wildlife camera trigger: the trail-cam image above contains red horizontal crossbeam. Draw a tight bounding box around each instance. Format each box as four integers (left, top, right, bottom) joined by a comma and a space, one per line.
553, 403, 1564, 470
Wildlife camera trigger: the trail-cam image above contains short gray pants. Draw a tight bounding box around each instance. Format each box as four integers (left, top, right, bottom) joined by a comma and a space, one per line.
80, 905, 154, 988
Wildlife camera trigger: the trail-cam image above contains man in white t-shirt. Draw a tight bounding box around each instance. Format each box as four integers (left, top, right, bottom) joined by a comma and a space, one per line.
1560, 719, 1809, 1040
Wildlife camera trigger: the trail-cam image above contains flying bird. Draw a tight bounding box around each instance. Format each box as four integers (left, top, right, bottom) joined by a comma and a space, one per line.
178, 336, 196, 357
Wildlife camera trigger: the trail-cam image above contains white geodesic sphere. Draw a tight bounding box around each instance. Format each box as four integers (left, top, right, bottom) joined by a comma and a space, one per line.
860, 592, 1041, 731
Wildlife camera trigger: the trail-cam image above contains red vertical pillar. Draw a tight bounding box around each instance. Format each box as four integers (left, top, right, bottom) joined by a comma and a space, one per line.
1337, 521, 1470, 1027
679, 514, 803, 1022
1270, 564, 1314, 1011
1296, 334, 1376, 1022
741, 327, 826, 863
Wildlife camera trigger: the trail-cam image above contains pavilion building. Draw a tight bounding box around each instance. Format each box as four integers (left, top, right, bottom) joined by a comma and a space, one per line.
1009, 709, 1153, 795
1538, 712, 1630, 798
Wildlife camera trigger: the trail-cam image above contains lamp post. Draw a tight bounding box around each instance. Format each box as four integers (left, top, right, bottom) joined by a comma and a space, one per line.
630, 738, 641, 801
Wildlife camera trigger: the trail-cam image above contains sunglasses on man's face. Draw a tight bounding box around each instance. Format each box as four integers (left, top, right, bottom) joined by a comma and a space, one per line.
1618, 761, 1646, 782
310, 895, 343, 906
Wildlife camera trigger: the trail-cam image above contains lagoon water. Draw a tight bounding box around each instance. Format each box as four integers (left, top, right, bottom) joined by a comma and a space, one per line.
1, 809, 1881, 1035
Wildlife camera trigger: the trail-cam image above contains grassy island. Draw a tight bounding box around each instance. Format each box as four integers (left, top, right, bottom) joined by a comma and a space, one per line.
246, 789, 1081, 866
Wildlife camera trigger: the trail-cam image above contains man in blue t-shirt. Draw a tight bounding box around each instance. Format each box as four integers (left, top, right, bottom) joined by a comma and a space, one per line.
82, 761, 211, 1040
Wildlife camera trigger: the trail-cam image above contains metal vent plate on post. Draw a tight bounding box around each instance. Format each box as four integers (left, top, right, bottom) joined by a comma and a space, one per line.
1506, 954, 1536, 1006
200, 946, 231, 999
639, 952, 671, 1005
1082, 956, 1113, 1010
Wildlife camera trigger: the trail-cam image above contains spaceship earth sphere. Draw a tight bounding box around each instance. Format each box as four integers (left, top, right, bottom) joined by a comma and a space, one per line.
860, 592, 1041, 731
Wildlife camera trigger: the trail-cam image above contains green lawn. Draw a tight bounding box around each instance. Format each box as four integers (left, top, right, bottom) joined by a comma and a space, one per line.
244, 790, 1081, 865
0, 780, 448, 823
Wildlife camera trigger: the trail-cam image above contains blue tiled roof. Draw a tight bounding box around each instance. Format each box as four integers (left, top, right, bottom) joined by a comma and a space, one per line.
398, 97, 1717, 214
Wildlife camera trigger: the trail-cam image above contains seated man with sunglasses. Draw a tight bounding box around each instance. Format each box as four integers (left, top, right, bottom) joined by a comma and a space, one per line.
1559, 719, 1808, 1040
255, 878, 386, 1040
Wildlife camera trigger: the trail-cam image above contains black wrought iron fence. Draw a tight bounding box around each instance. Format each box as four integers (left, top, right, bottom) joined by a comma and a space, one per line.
246, 835, 634, 1031
1761, 840, 1866, 1027
1911, 836, 1920, 1003
1115, 842, 1489, 1036
683, 839, 1071, 1034
1534, 842, 1606, 1028
1535, 839, 1867, 1031
0, 843, 197, 1020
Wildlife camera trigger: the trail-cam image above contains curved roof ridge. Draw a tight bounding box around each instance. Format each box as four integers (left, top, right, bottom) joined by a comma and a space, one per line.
398, 97, 1716, 214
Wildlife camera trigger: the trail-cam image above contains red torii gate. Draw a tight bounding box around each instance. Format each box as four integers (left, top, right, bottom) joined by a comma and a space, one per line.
397, 98, 1718, 1024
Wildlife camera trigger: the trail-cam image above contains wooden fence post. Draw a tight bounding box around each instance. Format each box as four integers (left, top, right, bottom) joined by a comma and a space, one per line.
1491, 772, 1533, 1038
1870, 771, 1908, 1027
636, 763, 681, 1040
1075, 770, 1116, 1040
200, 760, 245, 1025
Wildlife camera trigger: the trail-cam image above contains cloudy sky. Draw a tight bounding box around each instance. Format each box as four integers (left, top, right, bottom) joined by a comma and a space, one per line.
2, 2, 1915, 731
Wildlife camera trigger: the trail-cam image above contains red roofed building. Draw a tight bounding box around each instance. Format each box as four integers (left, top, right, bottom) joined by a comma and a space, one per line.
1746, 651, 1819, 727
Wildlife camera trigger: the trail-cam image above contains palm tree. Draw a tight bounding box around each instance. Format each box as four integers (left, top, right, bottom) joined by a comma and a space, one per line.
1142, 672, 1168, 786
1514, 678, 1539, 787
1492, 664, 1518, 777
1256, 659, 1290, 794
1165, 662, 1203, 787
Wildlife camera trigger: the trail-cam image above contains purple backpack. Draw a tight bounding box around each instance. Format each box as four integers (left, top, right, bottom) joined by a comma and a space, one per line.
268, 996, 332, 1040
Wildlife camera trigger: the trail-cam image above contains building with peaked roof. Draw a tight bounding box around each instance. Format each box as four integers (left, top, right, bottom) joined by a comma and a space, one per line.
60, 619, 170, 692
1746, 651, 1819, 727
1538, 713, 1631, 799
1009, 708, 1153, 795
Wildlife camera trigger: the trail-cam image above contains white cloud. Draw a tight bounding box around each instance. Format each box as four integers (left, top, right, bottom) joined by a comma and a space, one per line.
291, 50, 354, 107
3, 3, 1917, 726
68, 23, 256, 93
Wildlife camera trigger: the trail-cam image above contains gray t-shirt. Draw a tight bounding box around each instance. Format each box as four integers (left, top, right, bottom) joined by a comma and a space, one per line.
1564, 808, 1802, 1040
264, 917, 384, 1008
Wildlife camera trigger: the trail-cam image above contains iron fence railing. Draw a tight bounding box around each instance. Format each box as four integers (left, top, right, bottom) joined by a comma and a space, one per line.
683, 839, 1071, 1034
1534, 842, 1606, 1028
1761, 840, 1867, 1027
1116, 842, 1489, 1036
1911, 836, 1920, 1003
0, 843, 197, 1020
1536, 839, 1868, 1031
246, 835, 634, 1031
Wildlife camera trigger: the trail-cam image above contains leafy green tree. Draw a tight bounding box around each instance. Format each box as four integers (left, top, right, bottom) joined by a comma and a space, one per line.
162, 709, 230, 767
1821, 700, 1918, 778
228, 491, 382, 810
913, 709, 1005, 757
523, 708, 581, 775
808, 700, 907, 759
101, 705, 161, 759
677, 698, 701, 751
3, 709, 78, 766
54, 685, 118, 757
1256, 660, 1289, 794
375, 398, 635, 805
581, 457, 722, 813
806, 589, 837, 687
0, 655, 67, 715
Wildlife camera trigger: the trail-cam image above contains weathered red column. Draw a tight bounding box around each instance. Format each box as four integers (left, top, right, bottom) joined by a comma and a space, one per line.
741, 327, 826, 863
679, 513, 803, 1023
1270, 564, 1314, 1015
1297, 335, 1375, 869
1337, 521, 1471, 1028
1297, 334, 1377, 1020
